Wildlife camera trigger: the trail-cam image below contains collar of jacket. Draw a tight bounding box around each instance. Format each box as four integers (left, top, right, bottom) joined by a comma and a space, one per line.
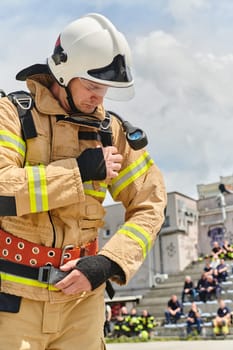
26, 75, 105, 121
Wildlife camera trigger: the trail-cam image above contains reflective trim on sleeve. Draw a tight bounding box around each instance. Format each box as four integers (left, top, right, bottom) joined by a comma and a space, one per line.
26, 164, 49, 213
117, 222, 152, 258
109, 151, 154, 200
0, 129, 26, 157
83, 181, 107, 199
0, 272, 58, 291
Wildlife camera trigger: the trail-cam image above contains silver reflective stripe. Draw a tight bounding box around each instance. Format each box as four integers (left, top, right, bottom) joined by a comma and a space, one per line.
26, 165, 48, 213
110, 152, 153, 199
84, 181, 107, 198
118, 222, 152, 258
0, 130, 26, 157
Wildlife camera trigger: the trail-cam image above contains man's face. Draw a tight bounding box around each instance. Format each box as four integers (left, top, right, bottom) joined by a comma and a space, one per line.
68, 78, 108, 113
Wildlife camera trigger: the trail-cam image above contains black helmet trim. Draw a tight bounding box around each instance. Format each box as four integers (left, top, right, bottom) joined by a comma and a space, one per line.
16, 64, 49, 81
87, 54, 132, 83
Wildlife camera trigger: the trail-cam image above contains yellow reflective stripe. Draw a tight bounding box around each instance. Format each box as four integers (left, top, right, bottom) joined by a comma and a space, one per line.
26, 164, 49, 213
84, 181, 107, 199
110, 152, 153, 199
0, 272, 58, 291
0, 129, 26, 157
117, 222, 152, 258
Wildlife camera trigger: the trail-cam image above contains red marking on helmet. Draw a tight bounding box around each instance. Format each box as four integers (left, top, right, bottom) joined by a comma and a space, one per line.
55, 35, 61, 48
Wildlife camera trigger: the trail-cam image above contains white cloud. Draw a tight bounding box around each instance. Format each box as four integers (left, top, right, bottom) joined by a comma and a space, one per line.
124, 30, 233, 197
166, 0, 209, 21
1, 1, 233, 200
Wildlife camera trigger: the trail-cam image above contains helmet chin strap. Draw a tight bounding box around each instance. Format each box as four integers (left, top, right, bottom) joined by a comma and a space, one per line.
65, 86, 97, 115
65, 86, 80, 113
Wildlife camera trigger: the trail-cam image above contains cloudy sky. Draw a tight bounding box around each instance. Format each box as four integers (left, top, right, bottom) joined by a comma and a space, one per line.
1, 0, 233, 200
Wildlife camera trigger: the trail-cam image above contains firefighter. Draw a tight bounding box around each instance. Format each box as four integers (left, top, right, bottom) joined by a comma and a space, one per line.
113, 306, 131, 338
128, 307, 141, 337
138, 309, 157, 340
0, 13, 166, 350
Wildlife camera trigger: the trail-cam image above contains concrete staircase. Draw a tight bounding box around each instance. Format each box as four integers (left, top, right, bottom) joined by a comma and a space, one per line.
136, 260, 233, 338
137, 260, 204, 317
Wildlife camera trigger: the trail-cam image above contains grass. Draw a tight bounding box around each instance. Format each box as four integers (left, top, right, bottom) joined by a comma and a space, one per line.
105, 335, 204, 343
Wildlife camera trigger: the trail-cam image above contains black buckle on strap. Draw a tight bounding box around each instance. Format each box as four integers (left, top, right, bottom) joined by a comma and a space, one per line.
38, 266, 69, 284
38, 266, 51, 283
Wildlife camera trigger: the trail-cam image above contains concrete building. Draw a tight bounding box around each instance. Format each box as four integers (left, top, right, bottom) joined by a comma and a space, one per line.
197, 175, 233, 256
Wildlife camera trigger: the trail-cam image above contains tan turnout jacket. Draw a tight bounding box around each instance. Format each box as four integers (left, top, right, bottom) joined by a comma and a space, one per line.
0, 74, 167, 302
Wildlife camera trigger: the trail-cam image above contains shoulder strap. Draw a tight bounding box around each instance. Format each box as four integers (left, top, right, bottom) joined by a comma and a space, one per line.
7, 91, 37, 139
99, 111, 112, 146
56, 112, 113, 146
6, 91, 114, 146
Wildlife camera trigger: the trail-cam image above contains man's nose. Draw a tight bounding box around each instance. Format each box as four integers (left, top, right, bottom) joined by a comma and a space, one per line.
90, 93, 103, 103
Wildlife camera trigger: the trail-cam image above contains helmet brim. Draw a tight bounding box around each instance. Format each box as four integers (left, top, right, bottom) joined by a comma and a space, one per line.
16, 64, 49, 81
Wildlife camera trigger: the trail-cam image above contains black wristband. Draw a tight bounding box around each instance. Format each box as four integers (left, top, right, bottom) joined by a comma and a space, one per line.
76, 148, 106, 182
75, 255, 125, 290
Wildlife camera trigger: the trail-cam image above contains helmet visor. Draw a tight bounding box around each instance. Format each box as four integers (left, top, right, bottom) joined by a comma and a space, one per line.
86, 53, 135, 101
88, 54, 132, 83
79, 78, 134, 101
104, 84, 135, 101
79, 78, 108, 97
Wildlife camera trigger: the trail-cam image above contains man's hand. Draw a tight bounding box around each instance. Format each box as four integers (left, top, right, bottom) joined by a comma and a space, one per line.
55, 260, 91, 295
77, 146, 122, 182
102, 146, 123, 179
55, 255, 125, 295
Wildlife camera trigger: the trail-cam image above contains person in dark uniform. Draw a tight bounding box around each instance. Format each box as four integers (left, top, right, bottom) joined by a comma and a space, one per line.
186, 302, 202, 335
165, 294, 182, 324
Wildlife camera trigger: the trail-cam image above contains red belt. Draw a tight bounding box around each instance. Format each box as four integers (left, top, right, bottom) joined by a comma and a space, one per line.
0, 229, 97, 268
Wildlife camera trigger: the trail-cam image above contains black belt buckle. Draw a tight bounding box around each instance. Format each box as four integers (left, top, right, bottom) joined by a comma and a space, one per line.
38, 266, 69, 284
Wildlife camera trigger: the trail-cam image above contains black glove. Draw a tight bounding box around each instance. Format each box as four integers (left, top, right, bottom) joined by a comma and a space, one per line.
76, 148, 106, 182
75, 255, 125, 290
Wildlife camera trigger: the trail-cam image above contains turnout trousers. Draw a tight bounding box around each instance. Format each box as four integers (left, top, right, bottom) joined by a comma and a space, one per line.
0, 285, 106, 350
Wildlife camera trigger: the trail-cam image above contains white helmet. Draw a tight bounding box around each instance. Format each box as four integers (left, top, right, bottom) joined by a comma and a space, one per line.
47, 13, 134, 101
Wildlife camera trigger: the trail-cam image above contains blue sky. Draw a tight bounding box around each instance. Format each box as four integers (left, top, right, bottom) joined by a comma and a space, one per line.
1, 0, 233, 199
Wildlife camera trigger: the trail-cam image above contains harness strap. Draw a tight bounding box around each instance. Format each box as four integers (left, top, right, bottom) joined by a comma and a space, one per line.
99, 111, 112, 146
0, 259, 42, 280
0, 229, 97, 268
7, 91, 37, 139
78, 131, 99, 141
56, 111, 113, 146
6, 91, 115, 145
0, 259, 68, 285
